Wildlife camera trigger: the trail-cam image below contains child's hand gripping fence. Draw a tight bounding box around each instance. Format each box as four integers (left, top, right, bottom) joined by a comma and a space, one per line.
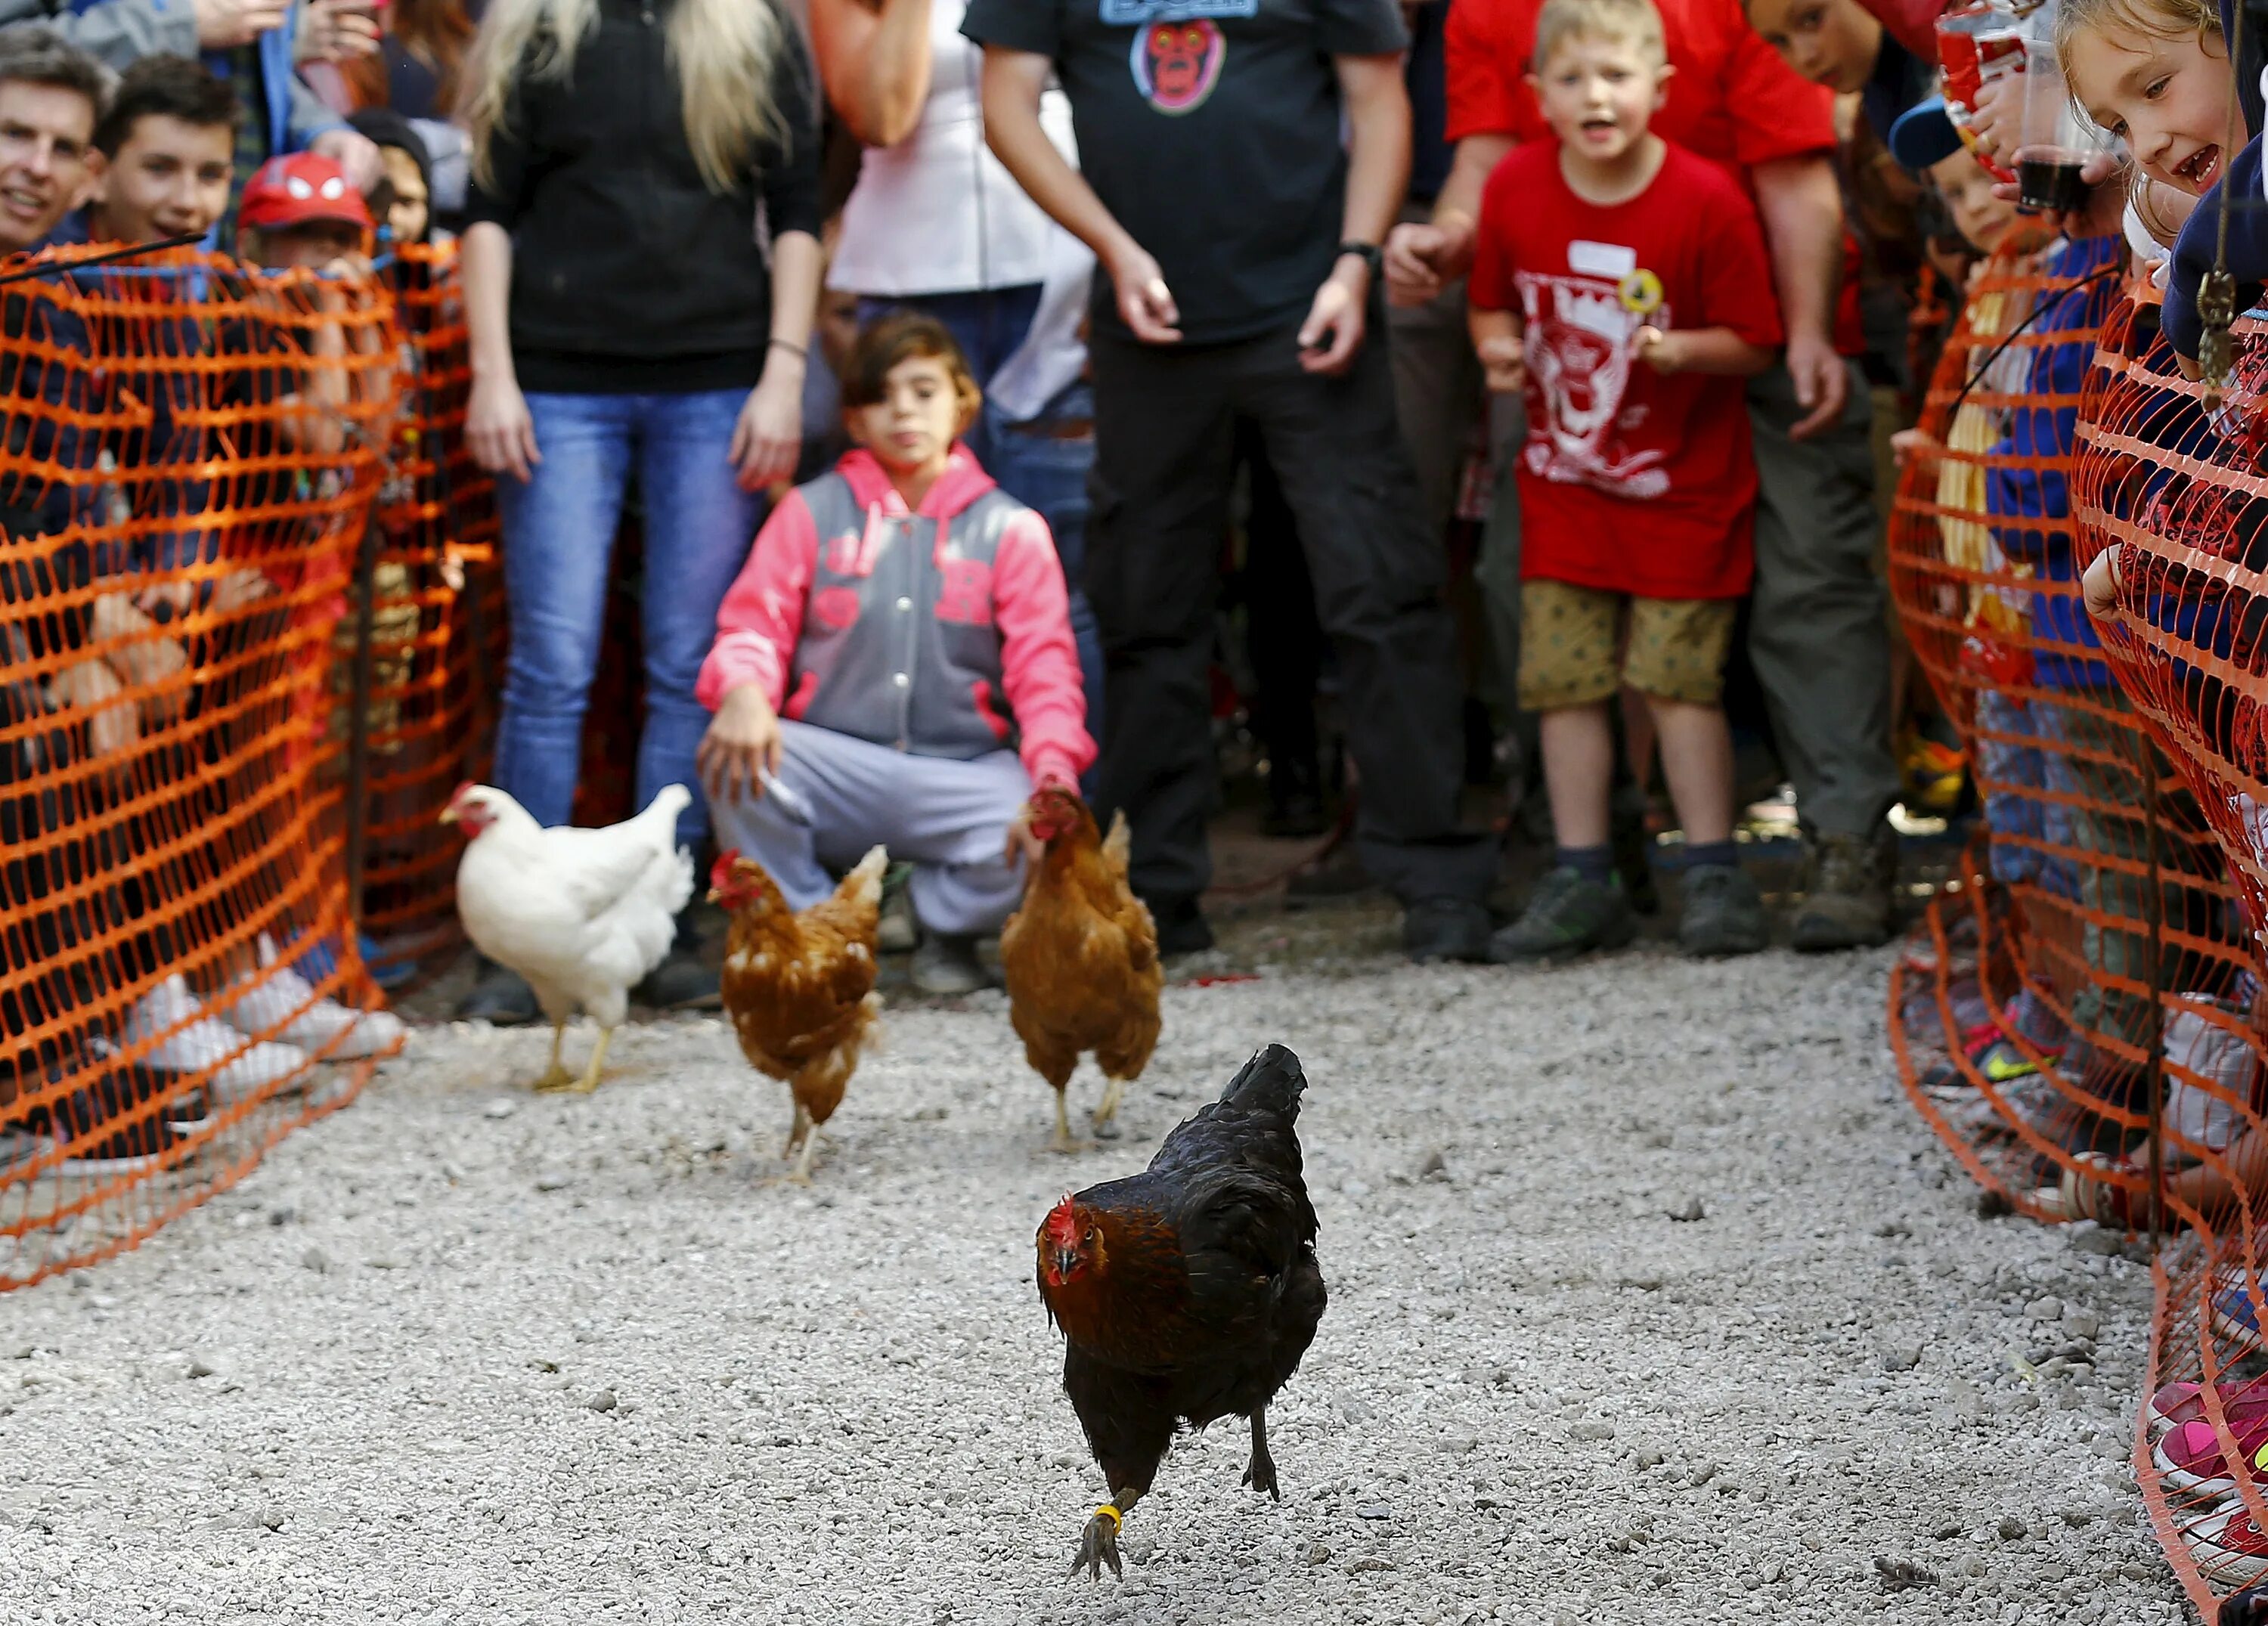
0, 245, 401, 1287
349, 239, 505, 974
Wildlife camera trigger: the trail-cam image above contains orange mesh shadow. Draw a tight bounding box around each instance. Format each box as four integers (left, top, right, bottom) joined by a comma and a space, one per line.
0, 243, 404, 1287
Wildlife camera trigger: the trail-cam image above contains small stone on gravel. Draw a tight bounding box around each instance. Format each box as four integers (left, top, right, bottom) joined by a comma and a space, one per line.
2026, 1296, 2064, 1322
584, 1388, 618, 1413
482, 1099, 516, 1120
1666, 1197, 1706, 1222
1882, 1341, 1923, 1372
1998, 1516, 2028, 1541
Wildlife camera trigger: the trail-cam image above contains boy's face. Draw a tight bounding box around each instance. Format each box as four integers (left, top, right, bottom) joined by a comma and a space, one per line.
1745, 0, 1883, 92
240, 218, 367, 271
92, 114, 234, 246
2068, 23, 2230, 195
844, 354, 965, 475
1927, 147, 2021, 252
377, 144, 428, 246
0, 79, 94, 254
1528, 33, 1671, 166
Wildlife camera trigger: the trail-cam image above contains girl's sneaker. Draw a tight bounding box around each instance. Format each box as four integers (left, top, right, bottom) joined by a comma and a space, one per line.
2153, 1416, 2268, 1497
2183, 1504, 2268, 1586
1488, 868, 1635, 962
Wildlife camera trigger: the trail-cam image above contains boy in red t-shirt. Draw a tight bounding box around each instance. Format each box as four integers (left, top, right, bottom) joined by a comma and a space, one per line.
1468, 0, 1781, 961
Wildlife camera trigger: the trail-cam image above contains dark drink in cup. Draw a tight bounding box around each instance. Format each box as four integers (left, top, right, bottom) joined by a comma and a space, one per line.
2015, 148, 2088, 212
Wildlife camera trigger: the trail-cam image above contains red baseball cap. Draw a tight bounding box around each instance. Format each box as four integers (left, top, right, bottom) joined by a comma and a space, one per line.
237, 153, 373, 234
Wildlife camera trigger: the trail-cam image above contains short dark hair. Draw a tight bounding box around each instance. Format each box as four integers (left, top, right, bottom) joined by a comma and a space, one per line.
841, 311, 981, 419
93, 54, 237, 156
0, 25, 109, 121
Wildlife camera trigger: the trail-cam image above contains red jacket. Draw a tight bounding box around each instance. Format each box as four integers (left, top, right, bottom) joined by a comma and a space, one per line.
696, 445, 1095, 791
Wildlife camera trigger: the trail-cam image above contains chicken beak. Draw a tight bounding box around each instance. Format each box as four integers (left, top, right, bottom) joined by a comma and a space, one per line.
437, 804, 458, 825
705, 887, 721, 905
1053, 1247, 1079, 1281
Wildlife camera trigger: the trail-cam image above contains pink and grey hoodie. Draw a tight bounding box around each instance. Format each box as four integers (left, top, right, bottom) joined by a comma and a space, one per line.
696, 446, 1095, 791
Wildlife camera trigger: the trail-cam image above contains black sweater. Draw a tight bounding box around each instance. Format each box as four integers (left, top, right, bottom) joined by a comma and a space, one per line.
463, 0, 822, 395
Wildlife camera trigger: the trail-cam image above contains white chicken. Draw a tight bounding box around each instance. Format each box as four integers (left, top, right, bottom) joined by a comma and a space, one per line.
442, 782, 694, 1094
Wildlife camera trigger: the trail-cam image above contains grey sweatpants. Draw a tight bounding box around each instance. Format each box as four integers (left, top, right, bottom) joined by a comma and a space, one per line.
706, 720, 1031, 937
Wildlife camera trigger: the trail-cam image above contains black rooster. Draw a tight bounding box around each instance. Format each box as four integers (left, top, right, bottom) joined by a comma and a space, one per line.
1034, 1042, 1328, 1579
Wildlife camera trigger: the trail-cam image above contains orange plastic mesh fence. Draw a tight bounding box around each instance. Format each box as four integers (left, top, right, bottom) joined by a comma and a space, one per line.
2070, 282, 2268, 1609
0, 246, 402, 1289
352, 240, 503, 970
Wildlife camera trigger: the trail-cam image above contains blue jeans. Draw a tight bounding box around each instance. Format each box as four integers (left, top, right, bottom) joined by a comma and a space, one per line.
494, 388, 765, 847
856, 286, 1105, 743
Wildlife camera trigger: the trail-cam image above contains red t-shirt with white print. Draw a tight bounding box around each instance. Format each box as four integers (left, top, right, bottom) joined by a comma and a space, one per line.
1468, 140, 1783, 599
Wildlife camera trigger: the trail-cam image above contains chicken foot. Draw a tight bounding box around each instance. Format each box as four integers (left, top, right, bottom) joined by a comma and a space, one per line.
782, 1101, 818, 1185
530, 1022, 577, 1094
1049, 1090, 1094, 1155
1070, 1484, 1143, 1581
1241, 1408, 1279, 1501
534, 1026, 612, 1095
1091, 1076, 1127, 1140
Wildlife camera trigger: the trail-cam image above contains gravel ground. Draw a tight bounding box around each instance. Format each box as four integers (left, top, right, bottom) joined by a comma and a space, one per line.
0, 934, 2187, 1625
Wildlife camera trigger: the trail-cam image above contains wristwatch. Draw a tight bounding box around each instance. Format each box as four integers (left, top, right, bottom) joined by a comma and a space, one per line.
1336, 240, 1383, 276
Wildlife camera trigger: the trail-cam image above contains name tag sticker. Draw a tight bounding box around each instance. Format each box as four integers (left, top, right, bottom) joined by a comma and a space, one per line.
1568, 240, 1638, 279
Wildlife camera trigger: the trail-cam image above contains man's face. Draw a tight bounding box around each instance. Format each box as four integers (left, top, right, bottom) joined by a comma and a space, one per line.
0, 80, 94, 253
240, 218, 366, 271
1746, 0, 1883, 91
92, 114, 234, 246
378, 144, 428, 246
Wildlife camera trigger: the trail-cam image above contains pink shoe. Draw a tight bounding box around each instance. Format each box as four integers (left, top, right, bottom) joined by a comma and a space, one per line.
2155, 1416, 2268, 1498
2150, 1377, 2268, 1440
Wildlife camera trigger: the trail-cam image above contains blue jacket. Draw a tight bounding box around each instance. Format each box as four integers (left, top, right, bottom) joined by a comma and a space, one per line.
1985, 236, 2124, 690
194, 2, 345, 164
2164, 0, 2268, 360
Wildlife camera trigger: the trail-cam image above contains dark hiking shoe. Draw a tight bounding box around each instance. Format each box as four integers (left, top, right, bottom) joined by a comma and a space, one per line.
1678, 864, 1769, 957
909, 932, 990, 996
457, 955, 538, 1026
1791, 830, 1895, 951
1403, 898, 1493, 964
1148, 894, 1216, 955
1489, 867, 1636, 962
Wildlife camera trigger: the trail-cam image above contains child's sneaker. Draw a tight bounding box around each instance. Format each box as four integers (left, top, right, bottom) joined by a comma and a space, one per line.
1678, 865, 1767, 957
222, 935, 406, 1059
1489, 868, 1635, 962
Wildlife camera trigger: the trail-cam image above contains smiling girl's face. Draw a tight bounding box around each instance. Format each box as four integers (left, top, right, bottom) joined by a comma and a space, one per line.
2066, 18, 2232, 194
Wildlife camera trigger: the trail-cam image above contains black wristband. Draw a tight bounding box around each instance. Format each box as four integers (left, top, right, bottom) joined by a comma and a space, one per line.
1336, 240, 1382, 275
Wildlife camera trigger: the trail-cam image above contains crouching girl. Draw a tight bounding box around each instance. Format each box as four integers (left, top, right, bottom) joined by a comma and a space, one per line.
694, 315, 1094, 996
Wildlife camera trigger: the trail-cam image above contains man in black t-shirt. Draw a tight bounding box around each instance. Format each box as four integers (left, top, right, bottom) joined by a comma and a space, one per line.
966, 0, 1495, 963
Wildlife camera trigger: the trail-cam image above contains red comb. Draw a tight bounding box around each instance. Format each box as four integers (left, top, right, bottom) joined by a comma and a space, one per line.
1043, 1193, 1080, 1248
449, 780, 476, 805
709, 850, 741, 890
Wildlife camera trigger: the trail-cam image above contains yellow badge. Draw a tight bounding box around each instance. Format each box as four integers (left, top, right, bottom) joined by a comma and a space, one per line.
1618, 268, 1663, 316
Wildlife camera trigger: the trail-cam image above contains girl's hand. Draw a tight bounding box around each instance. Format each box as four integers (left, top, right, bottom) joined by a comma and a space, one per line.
697, 685, 784, 805
1005, 804, 1045, 866
2081, 547, 2125, 621
467, 370, 541, 482
732, 361, 804, 492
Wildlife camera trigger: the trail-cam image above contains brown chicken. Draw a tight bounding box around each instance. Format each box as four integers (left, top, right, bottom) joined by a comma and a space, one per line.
999, 786, 1162, 1152
709, 844, 888, 1183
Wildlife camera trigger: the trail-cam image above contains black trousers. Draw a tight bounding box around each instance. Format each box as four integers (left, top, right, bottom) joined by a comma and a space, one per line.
1087, 313, 1492, 906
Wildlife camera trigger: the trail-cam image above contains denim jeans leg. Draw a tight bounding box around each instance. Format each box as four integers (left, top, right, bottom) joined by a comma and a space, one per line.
494, 393, 635, 828
984, 381, 1104, 755
635, 388, 769, 848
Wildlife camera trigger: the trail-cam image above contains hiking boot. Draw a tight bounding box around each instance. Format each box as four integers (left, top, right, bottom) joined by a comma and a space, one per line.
1148, 894, 1216, 955
1282, 850, 1377, 909
1263, 751, 1329, 838
877, 873, 918, 954
456, 954, 538, 1026
1489, 867, 1636, 962
1790, 829, 1895, 951
909, 932, 990, 996
1402, 899, 1492, 965
1678, 865, 1768, 957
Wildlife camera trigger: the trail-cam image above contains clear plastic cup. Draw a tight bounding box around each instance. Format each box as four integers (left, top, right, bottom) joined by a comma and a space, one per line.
2013, 23, 2109, 212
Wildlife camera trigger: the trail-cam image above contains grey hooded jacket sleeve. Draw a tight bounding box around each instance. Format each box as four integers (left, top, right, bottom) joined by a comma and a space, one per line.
0, 0, 199, 69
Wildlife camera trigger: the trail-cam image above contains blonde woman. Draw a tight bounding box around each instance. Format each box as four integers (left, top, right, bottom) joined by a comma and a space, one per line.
457, 0, 822, 1020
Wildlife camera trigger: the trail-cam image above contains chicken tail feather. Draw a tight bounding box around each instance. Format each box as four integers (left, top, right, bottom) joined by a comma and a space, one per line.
1217, 1043, 1306, 1120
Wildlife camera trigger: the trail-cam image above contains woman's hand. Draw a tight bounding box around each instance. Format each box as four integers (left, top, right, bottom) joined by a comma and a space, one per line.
467, 370, 541, 482
732, 358, 805, 491
697, 684, 784, 805
296, 0, 382, 63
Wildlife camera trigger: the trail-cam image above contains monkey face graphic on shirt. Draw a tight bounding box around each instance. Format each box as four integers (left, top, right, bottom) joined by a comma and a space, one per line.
1129, 17, 1225, 113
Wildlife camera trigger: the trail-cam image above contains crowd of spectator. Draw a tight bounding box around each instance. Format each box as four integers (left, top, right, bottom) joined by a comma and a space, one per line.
0, 0, 2235, 1079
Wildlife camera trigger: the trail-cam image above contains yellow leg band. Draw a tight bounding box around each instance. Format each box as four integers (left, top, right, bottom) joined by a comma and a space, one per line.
1093, 1504, 1122, 1528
